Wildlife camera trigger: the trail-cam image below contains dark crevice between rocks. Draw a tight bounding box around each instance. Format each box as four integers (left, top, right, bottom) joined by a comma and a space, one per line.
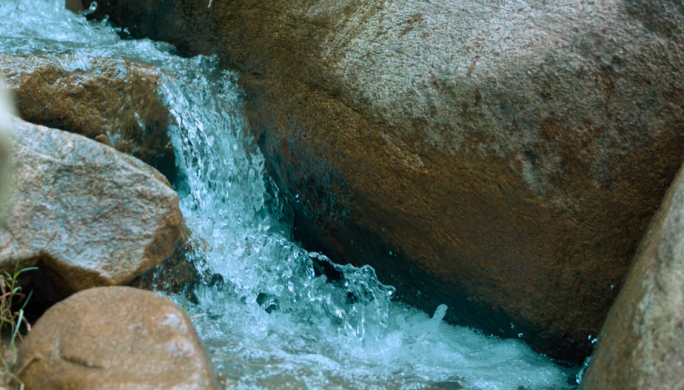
60, 353, 104, 370
18, 254, 94, 324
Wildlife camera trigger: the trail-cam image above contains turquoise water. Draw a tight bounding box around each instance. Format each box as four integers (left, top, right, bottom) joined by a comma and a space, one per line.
0, 1, 577, 389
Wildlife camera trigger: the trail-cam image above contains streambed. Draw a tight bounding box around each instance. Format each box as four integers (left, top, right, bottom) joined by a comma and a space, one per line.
0, 1, 579, 389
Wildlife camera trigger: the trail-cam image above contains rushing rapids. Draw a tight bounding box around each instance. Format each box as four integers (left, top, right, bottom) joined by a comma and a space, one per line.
0, 1, 579, 388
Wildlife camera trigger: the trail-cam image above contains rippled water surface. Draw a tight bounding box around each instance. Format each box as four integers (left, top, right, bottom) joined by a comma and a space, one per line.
0, 2, 578, 389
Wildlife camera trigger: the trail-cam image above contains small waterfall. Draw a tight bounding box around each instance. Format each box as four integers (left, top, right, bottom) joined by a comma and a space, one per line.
0, 1, 577, 388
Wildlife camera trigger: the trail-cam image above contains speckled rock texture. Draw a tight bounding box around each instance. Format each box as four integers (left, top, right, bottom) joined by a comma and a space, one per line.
0, 117, 181, 303
0, 53, 177, 182
15, 286, 224, 390
581, 163, 684, 390
87, 0, 684, 362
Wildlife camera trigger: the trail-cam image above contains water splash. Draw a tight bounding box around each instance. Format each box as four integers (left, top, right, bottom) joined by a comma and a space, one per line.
0, 1, 578, 389
80, 1, 98, 17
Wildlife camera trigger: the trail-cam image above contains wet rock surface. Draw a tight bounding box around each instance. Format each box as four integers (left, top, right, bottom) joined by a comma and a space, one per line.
0, 117, 181, 303
581, 164, 684, 389
88, 0, 684, 362
15, 286, 224, 390
0, 53, 177, 183
128, 222, 203, 295
65, 0, 83, 13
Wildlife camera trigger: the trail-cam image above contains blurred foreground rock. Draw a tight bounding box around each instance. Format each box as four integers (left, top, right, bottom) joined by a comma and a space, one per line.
0, 118, 181, 303
0, 77, 14, 221
581, 164, 684, 389
0, 53, 177, 182
15, 286, 224, 390
87, 0, 684, 362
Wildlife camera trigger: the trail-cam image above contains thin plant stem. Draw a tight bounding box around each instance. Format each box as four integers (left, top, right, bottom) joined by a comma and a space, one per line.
0, 263, 37, 389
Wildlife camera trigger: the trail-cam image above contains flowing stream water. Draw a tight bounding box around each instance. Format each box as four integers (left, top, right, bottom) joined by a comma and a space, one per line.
0, 1, 580, 389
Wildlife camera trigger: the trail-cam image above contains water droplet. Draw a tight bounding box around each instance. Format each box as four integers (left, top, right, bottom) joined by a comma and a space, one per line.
432, 304, 448, 322
80, 1, 98, 16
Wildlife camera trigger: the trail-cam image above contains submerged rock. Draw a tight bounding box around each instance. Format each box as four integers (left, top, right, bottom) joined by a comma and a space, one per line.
0, 53, 177, 183
581, 164, 684, 389
89, 0, 684, 361
0, 117, 181, 303
15, 286, 224, 390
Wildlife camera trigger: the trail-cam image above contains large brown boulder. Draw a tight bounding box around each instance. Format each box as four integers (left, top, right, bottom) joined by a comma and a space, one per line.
15, 286, 224, 390
581, 163, 684, 389
0, 53, 177, 182
0, 117, 181, 303
87, 0, 684, 362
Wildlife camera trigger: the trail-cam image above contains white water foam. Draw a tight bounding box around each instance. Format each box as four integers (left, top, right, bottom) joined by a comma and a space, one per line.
0, 1, 578, 389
